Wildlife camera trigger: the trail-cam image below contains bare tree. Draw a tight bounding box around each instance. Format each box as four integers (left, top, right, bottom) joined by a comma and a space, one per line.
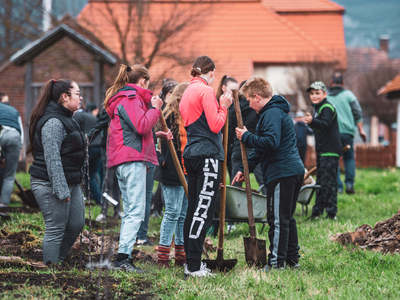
356, 63, 398, 126
0, 0, 57, 63
79, 0, 209, 84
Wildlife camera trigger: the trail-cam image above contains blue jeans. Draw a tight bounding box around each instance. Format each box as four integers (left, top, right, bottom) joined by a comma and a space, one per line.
159, 184, 188, 246
137, 163, 155, 241
116, 162, 146, 256
0, 128, 22, 205
337, 134, 356, 190
31, 177, 84, 263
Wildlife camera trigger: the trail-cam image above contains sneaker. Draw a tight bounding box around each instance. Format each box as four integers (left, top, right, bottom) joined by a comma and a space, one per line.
286, 259, 300, 269
263, 264, 285, 273
184, 262, 211, 275
227, 224, 236, 232
345, 187, 355, 194
326, 215, 337, 220
95, 213, 106, 222
0, 202, 8, 208
112, 258, 144, 273
184, 265, 215, 278
136, 239, 153, 246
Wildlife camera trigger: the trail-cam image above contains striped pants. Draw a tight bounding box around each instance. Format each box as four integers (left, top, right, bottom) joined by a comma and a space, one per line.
266, 174, 303, 268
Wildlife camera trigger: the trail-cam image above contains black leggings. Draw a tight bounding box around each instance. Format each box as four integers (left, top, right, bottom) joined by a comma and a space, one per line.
184, 157, 222, 272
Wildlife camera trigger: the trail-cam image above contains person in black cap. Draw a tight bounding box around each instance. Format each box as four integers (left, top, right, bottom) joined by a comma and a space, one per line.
304, 81, 341, 220
328, 72, 366, 194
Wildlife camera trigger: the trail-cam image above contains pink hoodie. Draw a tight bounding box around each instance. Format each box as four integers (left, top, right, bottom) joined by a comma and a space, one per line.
106, 83, 160, 168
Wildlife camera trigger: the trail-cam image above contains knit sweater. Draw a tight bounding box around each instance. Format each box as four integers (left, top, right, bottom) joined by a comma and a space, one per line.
40, 118, 70, 200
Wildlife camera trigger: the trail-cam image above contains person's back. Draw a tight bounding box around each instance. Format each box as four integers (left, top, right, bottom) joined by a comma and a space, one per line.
232, 77, 304, 270
328, 87, 361, 136
327, 72, 365, 194
250, 95, 304, 184
0, 100, 23, 207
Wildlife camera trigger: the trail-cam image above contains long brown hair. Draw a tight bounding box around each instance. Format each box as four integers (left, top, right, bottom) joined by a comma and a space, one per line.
28, 79, 73, 153
163, 82, 189, 139
104, 64, 150, 108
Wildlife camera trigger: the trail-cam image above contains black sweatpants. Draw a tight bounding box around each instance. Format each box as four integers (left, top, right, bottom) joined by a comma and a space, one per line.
184, 157, 222, 272
266, 174, 303, 267
312, 155, 339, 217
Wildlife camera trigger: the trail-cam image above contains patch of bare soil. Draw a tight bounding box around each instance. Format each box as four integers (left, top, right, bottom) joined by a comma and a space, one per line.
0, 271, 154, 299
0, 206, 39, 214
85, 217, 120, 230
333, 211, 400, 254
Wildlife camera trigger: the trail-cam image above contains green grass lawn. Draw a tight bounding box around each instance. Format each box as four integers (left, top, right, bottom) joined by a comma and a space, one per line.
1, 168, 400, 299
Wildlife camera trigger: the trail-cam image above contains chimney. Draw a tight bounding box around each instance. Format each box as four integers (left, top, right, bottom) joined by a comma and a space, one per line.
379, 35, 389, 54
42, 0, 52, 32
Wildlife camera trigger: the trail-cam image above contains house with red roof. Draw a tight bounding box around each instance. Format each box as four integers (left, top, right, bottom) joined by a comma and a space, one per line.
78, 0, 346, 110
0, 0, 346, 156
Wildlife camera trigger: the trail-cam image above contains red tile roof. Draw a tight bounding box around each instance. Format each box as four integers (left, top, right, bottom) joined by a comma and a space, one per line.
78, 0, 346, 81
264, 0, 344, 12
378, 74, 400, 95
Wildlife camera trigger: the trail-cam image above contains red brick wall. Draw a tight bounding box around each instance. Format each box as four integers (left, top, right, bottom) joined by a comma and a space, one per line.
0, 63, 26, 120
32, 36, 95, 83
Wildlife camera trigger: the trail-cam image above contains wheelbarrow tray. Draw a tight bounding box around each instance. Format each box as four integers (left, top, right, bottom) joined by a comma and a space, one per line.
225, 185, 266, 220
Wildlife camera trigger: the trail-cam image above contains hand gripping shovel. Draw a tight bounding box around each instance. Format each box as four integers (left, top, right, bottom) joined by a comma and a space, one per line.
159, 113, 188, 197
203, 110, 237, 272
232, 90, 267, 268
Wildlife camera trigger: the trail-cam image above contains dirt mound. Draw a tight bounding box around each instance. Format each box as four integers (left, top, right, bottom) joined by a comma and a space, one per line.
333, 211, 400, 254
0, 271, 153, 299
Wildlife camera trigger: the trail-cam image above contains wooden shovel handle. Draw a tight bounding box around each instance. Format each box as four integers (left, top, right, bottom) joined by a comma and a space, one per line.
159, 114, 188, 197
304, 166, 317, 182
217, 113, 229, 250
232, 90, 256, 239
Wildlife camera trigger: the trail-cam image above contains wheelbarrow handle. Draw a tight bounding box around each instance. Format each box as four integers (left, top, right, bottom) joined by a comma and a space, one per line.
232, 90, 257, 238
159, 112, 188, 198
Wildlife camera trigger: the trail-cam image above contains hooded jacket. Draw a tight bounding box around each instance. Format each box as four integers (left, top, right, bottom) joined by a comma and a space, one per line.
241, 95, 304, 184
106, 84, 160, 168
328, 86, 363, 136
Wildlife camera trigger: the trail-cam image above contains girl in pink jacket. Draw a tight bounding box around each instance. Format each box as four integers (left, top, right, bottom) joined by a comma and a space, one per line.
104, 64, 169, 272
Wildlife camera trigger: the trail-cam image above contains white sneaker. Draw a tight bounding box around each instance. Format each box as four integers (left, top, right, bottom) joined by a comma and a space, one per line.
95, 213, 106, 222
184, 262, 214, 278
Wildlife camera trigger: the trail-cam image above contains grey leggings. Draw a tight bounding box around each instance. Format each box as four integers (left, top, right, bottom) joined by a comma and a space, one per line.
31, 177, 84, 264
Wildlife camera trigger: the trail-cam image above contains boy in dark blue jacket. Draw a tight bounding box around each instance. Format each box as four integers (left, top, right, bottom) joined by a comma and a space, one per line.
232, 77, 304, 270
304, 81, 341, 220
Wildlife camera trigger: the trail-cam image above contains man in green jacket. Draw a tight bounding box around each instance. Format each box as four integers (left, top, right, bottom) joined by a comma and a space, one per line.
328, 72, 366, 194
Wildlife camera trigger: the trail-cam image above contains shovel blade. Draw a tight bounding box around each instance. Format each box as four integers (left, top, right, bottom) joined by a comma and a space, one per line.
243, 236, 267, 268
203, 258, 238, 272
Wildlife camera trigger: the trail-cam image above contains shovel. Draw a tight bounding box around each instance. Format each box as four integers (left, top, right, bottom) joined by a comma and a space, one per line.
159, 113, 188, 197
232, 90, 267, 268
203, 109, 237, 272
14, 179, 38, 209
